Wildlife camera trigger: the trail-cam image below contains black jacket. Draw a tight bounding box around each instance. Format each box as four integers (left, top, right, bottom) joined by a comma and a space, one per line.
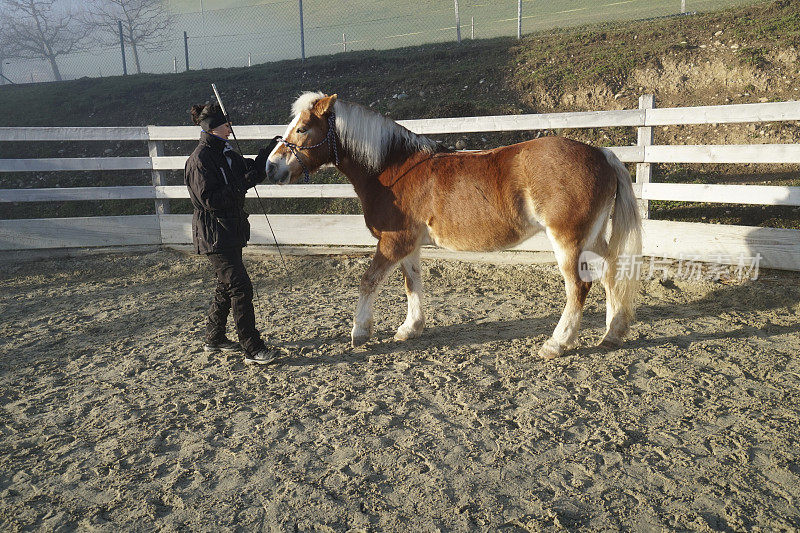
184, 132, 262, 254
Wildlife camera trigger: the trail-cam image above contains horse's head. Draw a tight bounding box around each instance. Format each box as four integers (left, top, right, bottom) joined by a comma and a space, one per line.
267, 92, 338, 184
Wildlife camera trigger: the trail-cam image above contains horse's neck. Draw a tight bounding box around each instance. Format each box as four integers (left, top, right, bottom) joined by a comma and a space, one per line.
336, 153, 377, 197
333, 114, 434, 188
336, 148, 434, 202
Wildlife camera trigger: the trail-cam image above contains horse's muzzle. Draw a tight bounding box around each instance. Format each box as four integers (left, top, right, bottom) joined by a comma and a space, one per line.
266, 162, 280, 184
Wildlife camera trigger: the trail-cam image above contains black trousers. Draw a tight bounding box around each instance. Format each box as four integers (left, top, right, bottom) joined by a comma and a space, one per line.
205, 248, 265, 355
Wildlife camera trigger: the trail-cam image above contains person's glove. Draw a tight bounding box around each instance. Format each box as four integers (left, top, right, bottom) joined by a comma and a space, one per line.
253, 147, 270, 183
266, 135, 281, 153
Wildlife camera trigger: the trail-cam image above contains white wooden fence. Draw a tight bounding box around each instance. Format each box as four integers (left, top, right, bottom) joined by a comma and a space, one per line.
2, 96, 800, 270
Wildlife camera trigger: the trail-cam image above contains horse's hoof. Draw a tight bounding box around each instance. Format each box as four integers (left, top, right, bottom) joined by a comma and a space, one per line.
351, 335, 369, 348
599, 335, 622, 349
393, 329, 420, 341
394, 321, 424, 342
538, 339, 563, 360
351, 323, 372, 348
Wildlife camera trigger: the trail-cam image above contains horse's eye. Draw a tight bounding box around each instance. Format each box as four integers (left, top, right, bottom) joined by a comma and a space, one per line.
297, 127, 309, 134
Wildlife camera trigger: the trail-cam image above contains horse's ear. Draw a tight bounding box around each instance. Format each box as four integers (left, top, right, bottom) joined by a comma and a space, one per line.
315, 94, 338, 116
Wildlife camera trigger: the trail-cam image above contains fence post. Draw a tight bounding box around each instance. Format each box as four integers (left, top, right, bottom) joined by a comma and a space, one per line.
184, 31, 189, 71
148, 138, 170, 216
471, 16, 474, 39
454, 0, 461, 44
681, 0, 686, 13
637, 94, 655, 219
118, 20, 127, 76
299, 0, 306, 60
517, 0, 522, 39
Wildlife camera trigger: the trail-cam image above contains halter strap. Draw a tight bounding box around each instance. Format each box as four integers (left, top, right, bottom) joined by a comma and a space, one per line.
275, 113, 339, 183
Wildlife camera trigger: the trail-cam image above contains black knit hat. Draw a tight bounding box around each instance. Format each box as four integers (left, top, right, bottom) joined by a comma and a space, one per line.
190, 103, 227, 131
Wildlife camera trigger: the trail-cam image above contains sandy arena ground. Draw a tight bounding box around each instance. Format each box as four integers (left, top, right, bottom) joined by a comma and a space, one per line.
1, 248, 799, 531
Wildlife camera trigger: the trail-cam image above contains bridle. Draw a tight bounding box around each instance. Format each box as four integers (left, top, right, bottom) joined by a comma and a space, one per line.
274, 113, 339, 183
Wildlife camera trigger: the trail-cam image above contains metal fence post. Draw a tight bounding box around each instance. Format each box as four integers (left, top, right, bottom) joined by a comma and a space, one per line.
184, 31, 189, 71
517, 0, 522, 39
454, 0, 461, 44
637, 94, 655, 219
148, 138, 170, 216
681, 0, 686, 13
299, 0, 306, 60
471, 16, 474, 39
118, 20, 127, 75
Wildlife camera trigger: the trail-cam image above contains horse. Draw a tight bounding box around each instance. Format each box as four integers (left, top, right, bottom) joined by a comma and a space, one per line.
267, 92, 642, 359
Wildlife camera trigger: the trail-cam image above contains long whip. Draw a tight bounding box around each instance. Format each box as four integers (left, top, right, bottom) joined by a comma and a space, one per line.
211, 83, 293, 292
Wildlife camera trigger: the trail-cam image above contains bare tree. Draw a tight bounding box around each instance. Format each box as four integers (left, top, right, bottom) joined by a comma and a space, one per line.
0, 20, 20, 84
1, 0, 88, 82
86, 0, 175, 75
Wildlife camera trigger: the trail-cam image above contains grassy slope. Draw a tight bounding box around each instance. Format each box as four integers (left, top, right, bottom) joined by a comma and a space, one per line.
1, 0, 799, 226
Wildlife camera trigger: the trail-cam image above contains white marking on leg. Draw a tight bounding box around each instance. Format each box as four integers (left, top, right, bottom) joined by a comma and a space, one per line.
599, 236, 625, 346
351, 292, 376, 343
395, 251, 425, 341
583, 207, 623, 344
551, 304, 582, 347
539, 231, 585, 359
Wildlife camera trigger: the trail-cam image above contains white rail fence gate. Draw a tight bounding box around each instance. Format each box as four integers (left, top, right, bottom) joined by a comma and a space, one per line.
2, 96, 800, 270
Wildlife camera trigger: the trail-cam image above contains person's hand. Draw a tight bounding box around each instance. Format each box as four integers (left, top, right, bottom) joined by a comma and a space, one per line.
265, 135, 281, 154
249, 137, 281, 184
253, 147, 270, 183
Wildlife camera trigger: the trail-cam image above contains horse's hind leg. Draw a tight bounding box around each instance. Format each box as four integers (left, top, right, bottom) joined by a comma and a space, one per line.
395, 247, 425, 341
539, 232, 592, 359
599, 242, 634, 347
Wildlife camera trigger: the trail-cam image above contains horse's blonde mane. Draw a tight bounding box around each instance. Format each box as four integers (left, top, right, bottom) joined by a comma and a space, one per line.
292, 91, 326, 118
291, 91, 439, 173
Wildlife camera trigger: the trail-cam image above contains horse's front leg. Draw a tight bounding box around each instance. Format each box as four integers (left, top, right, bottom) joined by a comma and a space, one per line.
395, 248, 425, 341
351, 245, 399, 347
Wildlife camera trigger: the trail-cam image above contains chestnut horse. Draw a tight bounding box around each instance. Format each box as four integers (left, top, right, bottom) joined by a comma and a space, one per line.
267, 92, 642, 359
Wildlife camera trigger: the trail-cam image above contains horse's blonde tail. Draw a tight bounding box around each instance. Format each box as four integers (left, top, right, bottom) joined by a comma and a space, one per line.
599, 148, 642, 344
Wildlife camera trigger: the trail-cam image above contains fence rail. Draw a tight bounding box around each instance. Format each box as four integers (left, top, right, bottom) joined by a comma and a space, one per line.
0, 127, 149, 141
5, 143, 800, 174
2, 97, 800, 270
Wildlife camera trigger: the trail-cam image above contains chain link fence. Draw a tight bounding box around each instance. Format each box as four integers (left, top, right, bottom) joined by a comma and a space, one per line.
1, 0, 767, 85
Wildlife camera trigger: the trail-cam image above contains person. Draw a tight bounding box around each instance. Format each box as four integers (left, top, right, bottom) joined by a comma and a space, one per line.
185, 102, 280, 365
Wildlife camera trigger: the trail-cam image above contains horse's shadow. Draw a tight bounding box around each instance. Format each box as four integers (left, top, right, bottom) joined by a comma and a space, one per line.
284, 314, 552, 365
285, 276, 800, 365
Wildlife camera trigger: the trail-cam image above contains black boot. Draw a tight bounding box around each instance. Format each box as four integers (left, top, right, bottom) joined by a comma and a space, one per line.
204, 337, 242, 353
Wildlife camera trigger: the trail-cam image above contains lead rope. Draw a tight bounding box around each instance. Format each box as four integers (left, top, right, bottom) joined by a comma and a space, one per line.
223, 126, 294, 293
